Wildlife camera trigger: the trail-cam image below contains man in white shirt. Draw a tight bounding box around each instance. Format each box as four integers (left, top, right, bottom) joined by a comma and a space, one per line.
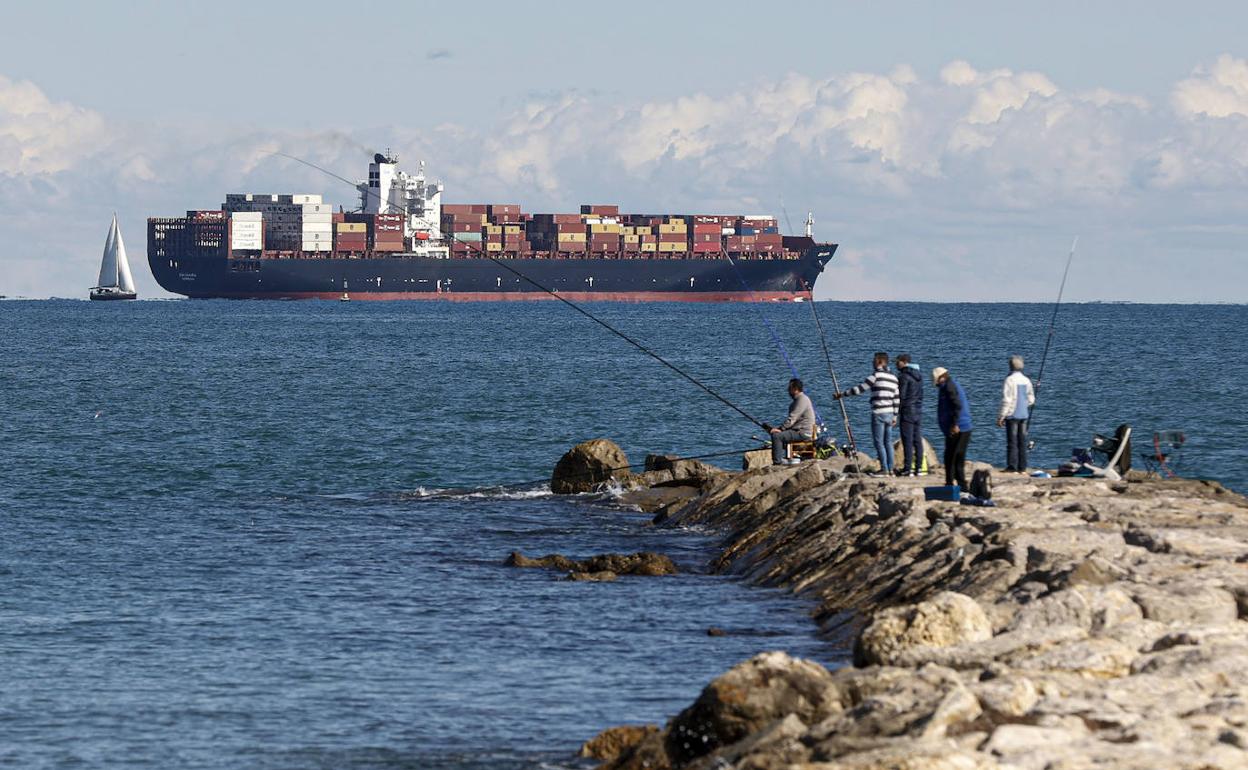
997, 355, 1036, 472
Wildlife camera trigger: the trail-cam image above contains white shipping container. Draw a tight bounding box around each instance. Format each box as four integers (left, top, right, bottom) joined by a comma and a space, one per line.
291, 194, 323, 205
232, 211, 263, 221
300, 214, 333, 224
232, 240, 263, 250
302, 243, 331, 252
721, 227, 735, 235
300, 203, 332, 214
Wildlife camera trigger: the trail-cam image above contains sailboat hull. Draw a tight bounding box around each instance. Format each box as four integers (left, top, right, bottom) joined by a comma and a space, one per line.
89, 288, 137, 301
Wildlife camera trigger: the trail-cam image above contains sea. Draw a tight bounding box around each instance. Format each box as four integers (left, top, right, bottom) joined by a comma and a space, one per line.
1, 299, 1244, 769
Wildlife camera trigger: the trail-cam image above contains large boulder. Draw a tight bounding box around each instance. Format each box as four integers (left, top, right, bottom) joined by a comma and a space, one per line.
855, 592, 993, 666
551, 438, 631, 494
891, 435, 940, 471
664, 651, 841, 766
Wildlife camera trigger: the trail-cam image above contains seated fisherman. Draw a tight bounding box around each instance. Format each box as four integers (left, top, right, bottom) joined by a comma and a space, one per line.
766, 378, 815, 466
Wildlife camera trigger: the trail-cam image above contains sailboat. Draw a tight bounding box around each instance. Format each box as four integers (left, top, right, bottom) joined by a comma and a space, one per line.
89, 214, 137, 301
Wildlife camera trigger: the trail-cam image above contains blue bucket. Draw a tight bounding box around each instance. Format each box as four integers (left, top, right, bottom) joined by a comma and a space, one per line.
924, 485, 961, 502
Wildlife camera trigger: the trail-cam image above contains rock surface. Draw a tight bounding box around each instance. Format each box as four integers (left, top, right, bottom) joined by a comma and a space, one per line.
574, 446, 1248, 770
551, 438, 632, 494
505, 551, 678, 577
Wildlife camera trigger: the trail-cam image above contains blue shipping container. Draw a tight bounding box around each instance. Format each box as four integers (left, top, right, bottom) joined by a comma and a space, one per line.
739, 227, 757, 235
762, 226, 779, 234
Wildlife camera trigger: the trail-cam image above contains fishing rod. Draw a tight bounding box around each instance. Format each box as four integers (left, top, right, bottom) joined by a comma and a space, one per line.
802, 280, 860, 468
1026, 236, 1078, 450
268, 151, 767, 430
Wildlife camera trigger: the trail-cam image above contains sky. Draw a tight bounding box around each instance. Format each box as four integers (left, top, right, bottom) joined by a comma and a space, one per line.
1, 0, 1247, 301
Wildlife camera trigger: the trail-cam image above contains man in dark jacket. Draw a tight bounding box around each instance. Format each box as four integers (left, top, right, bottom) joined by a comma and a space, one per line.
895, 353, 924, 476
932, 366, 973, 491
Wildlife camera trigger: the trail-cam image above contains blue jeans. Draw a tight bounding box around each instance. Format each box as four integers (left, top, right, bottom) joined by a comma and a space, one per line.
900, 418, 922, 474
871, 413, 895, 472
1005, 419, 1029, 470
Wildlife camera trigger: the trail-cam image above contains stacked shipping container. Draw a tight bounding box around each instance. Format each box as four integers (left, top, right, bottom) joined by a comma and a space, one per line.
203, 193, 790, 260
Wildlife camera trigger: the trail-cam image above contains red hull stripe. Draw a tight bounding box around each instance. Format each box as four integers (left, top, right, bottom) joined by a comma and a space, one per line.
195, 290, 807, 303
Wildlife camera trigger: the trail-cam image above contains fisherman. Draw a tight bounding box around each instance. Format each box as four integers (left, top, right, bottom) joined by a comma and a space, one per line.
766, 378, 815, 466
835, 352, 899, 476
932, 366, 973, 491
997, 355, 1036, 472
895, 353, 924, 476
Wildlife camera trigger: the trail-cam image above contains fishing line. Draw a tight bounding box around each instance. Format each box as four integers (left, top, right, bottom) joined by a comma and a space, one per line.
723, 253, 801, 379
802, 280, 860, 468
1027, 236, 1078, 450
268, 151, 767, 429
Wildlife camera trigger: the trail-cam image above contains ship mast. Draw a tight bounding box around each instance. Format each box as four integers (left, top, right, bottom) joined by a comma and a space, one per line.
805, 212, 814, 238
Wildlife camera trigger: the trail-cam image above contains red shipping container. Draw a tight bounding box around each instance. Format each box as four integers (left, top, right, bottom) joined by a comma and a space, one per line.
692, 223, 720, 234
580, 204, 619, 216
692, 242, 720, 252
444, 223, 478, 233
658, 232, 684, 243
487, 204, 520, 216
373, 242, 405, 252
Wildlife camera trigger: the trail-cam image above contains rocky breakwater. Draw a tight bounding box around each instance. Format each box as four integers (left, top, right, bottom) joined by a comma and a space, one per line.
562, 439, 1248, 770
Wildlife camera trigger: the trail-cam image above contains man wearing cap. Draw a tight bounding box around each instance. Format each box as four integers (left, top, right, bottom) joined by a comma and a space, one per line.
997, 355, 1036, 472
933, 366, 973, 491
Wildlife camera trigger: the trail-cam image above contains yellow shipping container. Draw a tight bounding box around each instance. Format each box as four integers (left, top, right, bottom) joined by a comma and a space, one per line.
557, 233, 587, 243
659, 241, 690, 252
641, 242, 657, 252
486, 242, 503, 252
588, 224, 621, 234
658, 223, 687, 234
623, 234, 640, 244
336, 222, 367, 233
634, 226, 652, 236
484, 225, 503, 235
503, 224, 522, 234
621, 226, 635, 235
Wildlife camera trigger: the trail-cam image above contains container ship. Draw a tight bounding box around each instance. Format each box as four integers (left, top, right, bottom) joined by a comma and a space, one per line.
147, 154, 837, 301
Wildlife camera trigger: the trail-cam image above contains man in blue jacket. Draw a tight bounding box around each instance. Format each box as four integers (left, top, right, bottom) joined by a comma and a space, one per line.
895, 353, 924, 476
932, 366, 973, 491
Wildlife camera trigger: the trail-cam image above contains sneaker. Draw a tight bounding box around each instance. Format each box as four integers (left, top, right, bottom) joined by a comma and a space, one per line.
909, 471, 919, 477
787, 458, 802, 465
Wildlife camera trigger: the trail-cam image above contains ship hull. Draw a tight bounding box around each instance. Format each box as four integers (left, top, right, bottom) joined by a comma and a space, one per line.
148, 243, 836, 302
89, 289, 137, 301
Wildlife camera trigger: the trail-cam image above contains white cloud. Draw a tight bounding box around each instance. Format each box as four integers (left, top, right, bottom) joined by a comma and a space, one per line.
1173, 54, 1248, 117
3, 56, 1248, 302
0, 74, 107, 175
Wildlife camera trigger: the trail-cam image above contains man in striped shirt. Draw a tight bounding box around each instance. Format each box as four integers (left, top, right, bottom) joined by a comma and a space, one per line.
835, 352, 900, 476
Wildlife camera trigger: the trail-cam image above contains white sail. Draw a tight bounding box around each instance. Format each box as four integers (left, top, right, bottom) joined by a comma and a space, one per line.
114, 217, 136, 294
96, 217, 118, 288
